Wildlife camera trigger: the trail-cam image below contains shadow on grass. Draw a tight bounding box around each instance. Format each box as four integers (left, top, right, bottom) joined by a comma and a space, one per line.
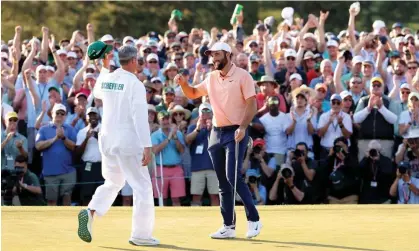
99, 244, 216, 251
231, 238, 388, 251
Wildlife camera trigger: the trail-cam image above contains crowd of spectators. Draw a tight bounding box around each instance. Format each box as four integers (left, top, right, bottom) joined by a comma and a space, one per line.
2, 4, 419, 206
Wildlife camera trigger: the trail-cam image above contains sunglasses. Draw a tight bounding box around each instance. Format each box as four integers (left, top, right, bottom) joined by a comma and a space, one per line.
55, 111, 66, 116
201, 109, 211, 113
8, 118, 18, 122
332, 101, 341, 105
250, 44, 258, 48
143, 49, 152, 53
173, 112, 184, 116
351, 81, 362, 84
343, 98, 353, 102
174, 58, 182, 62
401, 91, 411, 95
148, 60, 158, 64
287, 57, 296, 61
372, 84, 382, 88
167, 35, 176, 39
408, 67, 418, 70
152, 81, 162, 84
268, 100, 279, 105
317, 89, 326, 93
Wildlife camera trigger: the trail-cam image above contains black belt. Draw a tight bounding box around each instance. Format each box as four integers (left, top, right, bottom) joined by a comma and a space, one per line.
213, 125, 240, 132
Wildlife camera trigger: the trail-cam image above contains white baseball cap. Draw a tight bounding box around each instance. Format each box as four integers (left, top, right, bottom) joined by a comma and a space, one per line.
151, 77, 162, 83
87, 64, 95, 71
52, 103, 67, 114
340, 90, 352, 100
1, 52, 9, 59
284, 49, 297, 58
147, 40, 158, 48
290, 73, 302, 81
101, 34, 114, 42
352, 55, 364, 65
56, 49, 67, 56
326, 40, 339, 48
199, 102, 212, 115
86, 107, 99, 115
204, 42, 232, 56
303, 33, 316, 41
36, 65, 47, 73
67, 51, 77, 59
146, 53, 159, 62
46, 66, 55, 72
400, 83, 411, 90
123, 36, 135, 44
373, 20, 386, 35
84, 72, 96, 80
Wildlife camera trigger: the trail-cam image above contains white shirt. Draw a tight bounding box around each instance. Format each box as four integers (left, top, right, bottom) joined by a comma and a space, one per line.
284, 107, 318, 150
398, 110, 419, 136
76, 124, 102, 162
2, 102, 13, 117
94, 67, 152, 156
259, 112, 288, 154
318, 110, 353, 148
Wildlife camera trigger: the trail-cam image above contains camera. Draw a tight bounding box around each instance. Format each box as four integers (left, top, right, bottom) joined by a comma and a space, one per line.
248, 176, 258, 184
369, 149, 378, 158
1, 167, 25, 206
250, 145, 262, 159
379, 36, 388, 45
280, 165, 294, 179
292, 149, 304, 162
398, 162, 410, 175
333, 145, 347, 157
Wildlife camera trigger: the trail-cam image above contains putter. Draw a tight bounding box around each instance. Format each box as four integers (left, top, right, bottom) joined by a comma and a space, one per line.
232, 141, 239, 226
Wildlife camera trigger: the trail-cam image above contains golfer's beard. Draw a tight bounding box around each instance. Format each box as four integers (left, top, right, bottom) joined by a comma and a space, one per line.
216, 56, 228, 71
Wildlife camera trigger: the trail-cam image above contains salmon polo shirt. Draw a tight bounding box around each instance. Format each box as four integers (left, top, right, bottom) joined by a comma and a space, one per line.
195, 64, 256, 127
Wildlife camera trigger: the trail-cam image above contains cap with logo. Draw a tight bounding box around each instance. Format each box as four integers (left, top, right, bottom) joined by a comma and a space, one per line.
163, 87, 175, 95
86, 107, 99, 115
204, 42, 232, 56
87, 41, 113, 60
52, 103, 67, 114
340, 91, 352, 100
330, 94, 342, 102
198, 102, 212, 116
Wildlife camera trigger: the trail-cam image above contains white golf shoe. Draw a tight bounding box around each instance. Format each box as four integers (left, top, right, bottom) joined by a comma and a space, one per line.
246, 221, 262, 238
209, 225, 236, 239
129, 237, 160, 246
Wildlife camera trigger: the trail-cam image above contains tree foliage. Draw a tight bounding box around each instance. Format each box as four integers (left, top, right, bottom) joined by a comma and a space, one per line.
1, 1, 418, 42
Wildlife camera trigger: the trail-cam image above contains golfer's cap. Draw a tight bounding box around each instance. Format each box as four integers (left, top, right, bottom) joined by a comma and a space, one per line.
371, 76, 384, 85
67, 51, 77, 59
52, 103, 67, 113
86, 107, 99, 115
151, 77, 162, 83
340, 91, 352, 100
87, 41, 113, 60
199, 102, 212, 115
204, 42, 232, 56
123, 36, 135, 44
330, 94, 342, 102
284, 49, 297, 58
146, 53, 159, 62
352, 55, 364, 65
5, 111, 18, 120
253, 138, 265, 147
36, 65, 47, 73
400, 83, 411, 90
46, 66, 55, 72
326, 39, 339, 48
56, 49, 67, 56
290, 73, 302, 81
101, 34, 114, 42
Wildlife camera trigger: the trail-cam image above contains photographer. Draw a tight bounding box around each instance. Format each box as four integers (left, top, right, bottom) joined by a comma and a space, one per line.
395, 128, 419, 178
389, 162, 419, 204
359, 140, 395, 204
1, 155, 44, 206
245, 169, 267, 205
286, 142, 316, 183
268, 163, 312, 205
322, 137, 360, 204
242, 138, 277, 191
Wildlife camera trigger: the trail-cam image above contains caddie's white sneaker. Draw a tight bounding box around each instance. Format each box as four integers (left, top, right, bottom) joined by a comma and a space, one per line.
246, 221, 262, 238
129, 237, 160, 246
209, 225, 236, 239
78, 209, 93, 243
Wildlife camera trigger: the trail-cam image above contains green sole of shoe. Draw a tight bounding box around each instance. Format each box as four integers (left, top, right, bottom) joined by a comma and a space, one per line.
78, 209, 92, 243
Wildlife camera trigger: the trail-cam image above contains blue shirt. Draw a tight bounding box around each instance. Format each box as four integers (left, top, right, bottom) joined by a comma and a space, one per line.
151, 128, 185, 166
187, 125, 213, 172
65, 113, 88, 133
322, 100, 331, 113
35, 123, 77, 176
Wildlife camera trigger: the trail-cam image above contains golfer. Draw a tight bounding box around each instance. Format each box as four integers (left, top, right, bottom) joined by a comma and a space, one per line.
175, 42, 261, 239
77, 42, 159, 246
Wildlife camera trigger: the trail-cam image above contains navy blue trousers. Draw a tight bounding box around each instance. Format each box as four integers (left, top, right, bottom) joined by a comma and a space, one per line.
208, 125, 260, 227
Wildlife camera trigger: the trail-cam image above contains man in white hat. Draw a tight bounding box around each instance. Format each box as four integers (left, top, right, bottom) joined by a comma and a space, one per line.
77, 45, 158, 246
175, 42, 262, 239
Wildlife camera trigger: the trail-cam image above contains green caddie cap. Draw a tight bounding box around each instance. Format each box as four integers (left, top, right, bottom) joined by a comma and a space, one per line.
87, 41, 113, 60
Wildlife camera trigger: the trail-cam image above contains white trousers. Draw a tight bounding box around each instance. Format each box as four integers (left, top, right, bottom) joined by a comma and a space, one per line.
88, 153, 155, 239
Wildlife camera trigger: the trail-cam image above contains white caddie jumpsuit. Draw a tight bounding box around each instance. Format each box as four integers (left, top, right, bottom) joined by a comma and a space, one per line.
88, 67, 154, 240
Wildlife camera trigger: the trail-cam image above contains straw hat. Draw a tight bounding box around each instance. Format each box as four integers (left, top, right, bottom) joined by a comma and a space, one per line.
169, 105, 191, 119
291, 85, 316, 100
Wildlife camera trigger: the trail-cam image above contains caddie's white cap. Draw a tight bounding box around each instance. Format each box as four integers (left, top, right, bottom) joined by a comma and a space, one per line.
204, 42, 232, 56
290, 73, 302, 81
52, 103, 67, 114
